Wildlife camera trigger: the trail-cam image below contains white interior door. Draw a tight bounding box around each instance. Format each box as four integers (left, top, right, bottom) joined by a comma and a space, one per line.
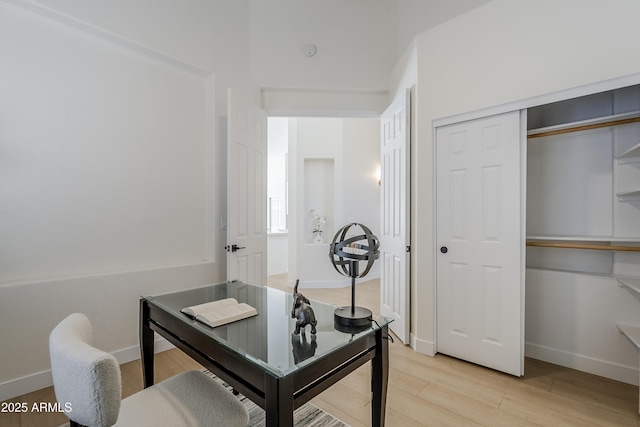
380, 89, 411, 344
436, 110, 524, 376
226, 88, 268, 284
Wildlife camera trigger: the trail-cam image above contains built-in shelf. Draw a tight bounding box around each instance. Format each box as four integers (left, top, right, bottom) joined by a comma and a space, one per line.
617, 189, 640, 202
618, 142, 640, 164
527, 235, 640, 242
617, 277, 640, 296
618, 324, 640, 350
617, 324, 640, 413
527, 110, 640, 139
526, 236, 640, 252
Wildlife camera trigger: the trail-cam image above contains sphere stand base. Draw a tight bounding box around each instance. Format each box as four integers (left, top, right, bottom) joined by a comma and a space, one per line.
334, 306, 372, 331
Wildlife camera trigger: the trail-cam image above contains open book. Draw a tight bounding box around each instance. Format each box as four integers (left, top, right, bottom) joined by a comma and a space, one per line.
180, 298, 257, 328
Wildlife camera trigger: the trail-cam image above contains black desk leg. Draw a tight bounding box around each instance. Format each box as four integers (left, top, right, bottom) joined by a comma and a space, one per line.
265, 375, 294, 427
139, 299, 155, 388
371, 326, 389, 426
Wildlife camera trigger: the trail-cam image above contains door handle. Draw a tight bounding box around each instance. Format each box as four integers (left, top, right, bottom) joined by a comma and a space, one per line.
440, 246, 448, 254
225, 244, 246, 253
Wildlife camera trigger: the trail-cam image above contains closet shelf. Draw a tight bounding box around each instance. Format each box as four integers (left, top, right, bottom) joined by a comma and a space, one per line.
527, 235, 640, 242
617, 277, 640, 295
617, 324, 640, 350
526, 238, 640, 252
617, 142, 640, 164
617, 189, 640, 202
527, 111, 640, 139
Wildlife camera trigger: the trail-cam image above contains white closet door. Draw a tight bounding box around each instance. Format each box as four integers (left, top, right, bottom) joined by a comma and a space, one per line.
436, 110, 524, 376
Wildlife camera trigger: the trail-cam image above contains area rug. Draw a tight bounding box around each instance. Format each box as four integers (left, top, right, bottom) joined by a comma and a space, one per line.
202, 369, 350, 427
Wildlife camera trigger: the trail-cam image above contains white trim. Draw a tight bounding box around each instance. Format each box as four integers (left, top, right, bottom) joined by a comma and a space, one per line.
0, 338, 174, 402
525, 342, 639, 386
431, 110, 439, 356
112, 337, 175, 365
433, 72, 640, 128
205, 74, 217, 261
261, 87, 388, 118
411, 333, 435, 356
0, 0, 210, 77
519, 109, 528, 376
287, 273, 381, 290
0, 261, 216, 289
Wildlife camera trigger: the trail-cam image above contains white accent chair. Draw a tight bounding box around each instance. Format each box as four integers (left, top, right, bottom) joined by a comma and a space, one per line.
49, 313, 249, 427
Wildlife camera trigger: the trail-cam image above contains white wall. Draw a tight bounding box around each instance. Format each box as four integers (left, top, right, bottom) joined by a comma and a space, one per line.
395, 0, 491, 63
1, 7, 210, 283
0, 1, 220, 399
411, 0, 640, 382
12, 0, 252, 280
342, 118, 381, 233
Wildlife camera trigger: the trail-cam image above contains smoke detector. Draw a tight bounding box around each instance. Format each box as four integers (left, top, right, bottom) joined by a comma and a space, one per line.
302, 43, 317, 57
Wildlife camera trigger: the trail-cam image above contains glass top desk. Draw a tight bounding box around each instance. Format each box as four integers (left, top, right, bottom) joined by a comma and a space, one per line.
140, 281, 391, 426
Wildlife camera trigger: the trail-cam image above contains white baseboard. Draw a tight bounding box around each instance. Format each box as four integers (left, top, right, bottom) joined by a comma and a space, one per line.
111, 337, 175, 365
411, 333, 435, 356
525, 342, 639, 386
0, 338, 175, 402
288, 278, 351, 289
288, 273, 381, 289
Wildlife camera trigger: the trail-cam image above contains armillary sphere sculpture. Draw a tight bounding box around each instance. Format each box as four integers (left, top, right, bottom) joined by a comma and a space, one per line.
329, 223, 380, 329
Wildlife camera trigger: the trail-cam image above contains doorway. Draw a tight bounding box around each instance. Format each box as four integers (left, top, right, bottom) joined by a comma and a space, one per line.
266, 117, 382, 290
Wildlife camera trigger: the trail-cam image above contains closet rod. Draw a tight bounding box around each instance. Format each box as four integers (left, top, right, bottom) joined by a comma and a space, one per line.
528, 116, 640, 139
526, 241, 640, 252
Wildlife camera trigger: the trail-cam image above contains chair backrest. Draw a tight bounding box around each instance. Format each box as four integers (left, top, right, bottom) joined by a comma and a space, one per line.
49, 313, 121, 427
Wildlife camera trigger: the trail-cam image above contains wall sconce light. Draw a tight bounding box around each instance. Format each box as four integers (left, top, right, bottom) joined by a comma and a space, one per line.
375, 165, 381, 186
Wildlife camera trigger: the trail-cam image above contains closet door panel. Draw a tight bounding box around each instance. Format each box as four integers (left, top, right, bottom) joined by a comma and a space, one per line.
436, 110, 524, 377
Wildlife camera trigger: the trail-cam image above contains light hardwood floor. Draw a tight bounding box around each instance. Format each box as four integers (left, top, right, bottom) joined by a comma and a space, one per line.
2, 277, 639, 426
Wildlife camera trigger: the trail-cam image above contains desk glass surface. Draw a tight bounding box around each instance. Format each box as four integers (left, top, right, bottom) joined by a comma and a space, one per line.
144, 281, 390, 378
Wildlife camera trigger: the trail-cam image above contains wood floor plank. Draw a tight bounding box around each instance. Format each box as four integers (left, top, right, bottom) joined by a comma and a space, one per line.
310, 397, 369, 427
552, 378, 639, 419
384, 408, 428, 427
0, 397, 22, 427
500, 393, 636, 427
418, 382, 539, 427
392, 353, 506, 409
387, 382, 484, 427
119, 358, 143, 398
19, 386, 67, 427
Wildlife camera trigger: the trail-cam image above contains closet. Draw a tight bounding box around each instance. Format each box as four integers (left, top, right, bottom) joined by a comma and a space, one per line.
436, 83, 640, 403
525, 85, 640, 402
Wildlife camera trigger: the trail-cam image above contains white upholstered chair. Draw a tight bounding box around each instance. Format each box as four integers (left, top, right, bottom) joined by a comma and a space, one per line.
49, 313, 249, 427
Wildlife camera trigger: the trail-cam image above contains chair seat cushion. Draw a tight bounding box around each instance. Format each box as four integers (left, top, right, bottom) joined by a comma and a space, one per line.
115, 370, 249, 427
